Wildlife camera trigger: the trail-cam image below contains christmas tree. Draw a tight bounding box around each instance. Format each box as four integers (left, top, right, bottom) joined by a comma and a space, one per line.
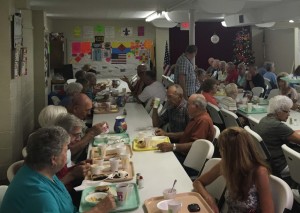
232, 28, 255, 65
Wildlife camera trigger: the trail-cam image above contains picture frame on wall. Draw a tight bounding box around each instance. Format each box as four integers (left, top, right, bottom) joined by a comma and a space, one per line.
12, 13, 23, 49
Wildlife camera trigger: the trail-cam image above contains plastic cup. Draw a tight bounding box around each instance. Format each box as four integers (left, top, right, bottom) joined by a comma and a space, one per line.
109, 157, 119, 172
168, 200, 182, 213
90, 164, 102, 175
120, 153, 130, 170
116, 183, 133, 206
144, 136, 152, 148
163, 188, 177, 199
247, 103, 253, 112
153, 97, 160, 109
93, 158, 104, 166
97, 144, 107, 158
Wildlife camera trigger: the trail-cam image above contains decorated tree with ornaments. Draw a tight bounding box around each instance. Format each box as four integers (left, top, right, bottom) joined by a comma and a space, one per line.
232, 28, 255, 65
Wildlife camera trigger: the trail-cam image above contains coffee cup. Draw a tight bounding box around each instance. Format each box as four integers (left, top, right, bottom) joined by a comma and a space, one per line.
144, 136, 152, 148
109, 157, 119, 172
163, 188, 177, 199
247, 103, 253, 112
120, 153, 130, 170
90, 164, 102, 175
168, 200, 182, 213
153, 97, 160, 109
116, 183, 134, 206
93, 158, 104, 166
97, 144, 107, 158
116, 144, 126, 155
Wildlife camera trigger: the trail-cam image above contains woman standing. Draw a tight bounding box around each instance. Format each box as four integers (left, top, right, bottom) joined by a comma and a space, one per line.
193, 127, 274, 213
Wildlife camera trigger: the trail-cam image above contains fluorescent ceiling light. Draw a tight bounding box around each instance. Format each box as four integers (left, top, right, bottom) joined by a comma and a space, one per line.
163, 12, 172, 22
255, 22, 276, 28
289, 20, 294, 23
146, 12, 162, 22
221, 21, 227, 27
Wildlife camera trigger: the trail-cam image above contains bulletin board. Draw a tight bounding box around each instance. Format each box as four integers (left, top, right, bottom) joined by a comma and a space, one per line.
66, 25, 154, 78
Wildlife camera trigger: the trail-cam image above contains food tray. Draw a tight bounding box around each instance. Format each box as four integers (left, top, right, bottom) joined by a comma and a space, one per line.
79, 184, 140, 213
238, 106, 267, 114
90, 144, 133, 160
86, 161, 134, 183
92, 133, 130, 147
94, 106, 119, 114
132, 136, 170, 151
144, 192, 213, 213
250, 100, 269, 106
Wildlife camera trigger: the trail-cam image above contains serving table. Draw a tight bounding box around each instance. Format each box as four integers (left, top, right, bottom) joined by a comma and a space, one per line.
90, 103, 195, 212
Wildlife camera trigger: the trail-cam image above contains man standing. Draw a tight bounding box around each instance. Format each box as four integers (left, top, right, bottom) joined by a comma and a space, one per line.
174, 45, 199, 99
67, 93, 108, 162
152, 84, 189, 133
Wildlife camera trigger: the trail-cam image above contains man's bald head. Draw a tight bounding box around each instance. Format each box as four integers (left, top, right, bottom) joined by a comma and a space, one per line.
70, 93, 92, 120
137, 64, 147, 77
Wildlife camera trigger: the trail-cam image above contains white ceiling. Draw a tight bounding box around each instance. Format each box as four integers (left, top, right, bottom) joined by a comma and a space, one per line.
28, 0, 300, 27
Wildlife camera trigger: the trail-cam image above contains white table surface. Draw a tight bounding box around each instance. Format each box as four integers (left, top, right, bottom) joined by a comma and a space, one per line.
91, 103, 193, 212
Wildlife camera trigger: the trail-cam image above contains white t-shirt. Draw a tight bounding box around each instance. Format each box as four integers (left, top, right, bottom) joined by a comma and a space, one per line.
138, 81, 166, 103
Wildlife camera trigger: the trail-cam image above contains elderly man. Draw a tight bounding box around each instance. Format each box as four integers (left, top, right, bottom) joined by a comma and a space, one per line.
152, 84, 189, 133
174, 45, 199, 99
67, 93, 108, 162
121, 64, 147, 95
245, 64, 266, 91
136, 71, 166, 105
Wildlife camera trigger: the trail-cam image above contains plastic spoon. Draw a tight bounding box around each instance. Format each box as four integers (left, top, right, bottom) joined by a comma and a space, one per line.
169, 179, 177, 193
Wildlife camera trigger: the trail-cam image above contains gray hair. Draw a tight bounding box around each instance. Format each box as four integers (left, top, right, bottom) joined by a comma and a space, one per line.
264, 61, 274, 71
25, 127, 70, 170
85, 72, 96, 81
193, 95, 207, 110
54, 113, 85, 133
65, 82, 83, 96
268, 95, 293, 114
225, 83, 238, 97
219, 61, 226, 70
38, 105, 67, 127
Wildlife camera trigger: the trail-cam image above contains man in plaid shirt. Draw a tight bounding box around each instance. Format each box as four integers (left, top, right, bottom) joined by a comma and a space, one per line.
174, 45, 199, 99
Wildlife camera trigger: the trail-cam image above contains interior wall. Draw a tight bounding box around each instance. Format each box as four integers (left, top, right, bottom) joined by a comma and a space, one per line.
0, 1, 35, 179
251, 27, 264, 67
155, 28, 169, 81
264, 28, 294, 74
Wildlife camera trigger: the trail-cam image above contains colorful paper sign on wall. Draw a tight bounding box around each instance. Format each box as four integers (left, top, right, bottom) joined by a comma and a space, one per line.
73, 26, 81, 38
111, 53, 126, 64
105, 26, 115, 38
72, 42, 81, 54
81, 42, 91, 54
83, 26, 94, 39
138, 26, 144, 36
121, 27, 133, 37
95, 25, 104, 33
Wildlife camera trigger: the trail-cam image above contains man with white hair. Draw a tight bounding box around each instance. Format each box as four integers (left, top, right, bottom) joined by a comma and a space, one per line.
256, 95, 300, 177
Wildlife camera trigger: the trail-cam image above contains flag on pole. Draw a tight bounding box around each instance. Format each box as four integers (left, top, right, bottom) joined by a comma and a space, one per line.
163, 41, 171, 76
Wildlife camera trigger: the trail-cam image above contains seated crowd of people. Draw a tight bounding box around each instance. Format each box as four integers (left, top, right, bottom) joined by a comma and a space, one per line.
3, 48, 300, 212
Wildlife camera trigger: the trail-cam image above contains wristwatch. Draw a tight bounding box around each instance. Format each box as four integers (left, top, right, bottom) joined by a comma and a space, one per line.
173, 143, 176, 151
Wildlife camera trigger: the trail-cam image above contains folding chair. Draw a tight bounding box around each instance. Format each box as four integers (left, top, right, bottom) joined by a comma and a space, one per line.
220, 108, 242, 128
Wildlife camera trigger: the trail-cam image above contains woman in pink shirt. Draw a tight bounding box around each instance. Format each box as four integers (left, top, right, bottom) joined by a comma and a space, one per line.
199, 78, 218, 106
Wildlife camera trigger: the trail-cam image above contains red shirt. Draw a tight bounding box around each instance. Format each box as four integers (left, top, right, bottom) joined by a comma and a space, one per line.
179, 112, 215, 145
225, 69, 239, 84
202, 92, 218, 106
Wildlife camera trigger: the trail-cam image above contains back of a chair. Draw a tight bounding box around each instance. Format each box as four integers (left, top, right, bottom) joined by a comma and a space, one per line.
183, 139, 214, 172
269, 175, 293, 213
213, 125, 220, 146
206, 103, 224, 125
144, 98, 153, 113
220, 108, 241, 128
247, 116, 260, 133
0, 185, 8, 208
244, 126, 271, 160
200, 158, 226, 208
252, 87, 264, 97
267, 89, 279, 100
162, 75, 174, 88
282, 144, 300, 183
264, 78, 272, 91
7, 160, 24, 183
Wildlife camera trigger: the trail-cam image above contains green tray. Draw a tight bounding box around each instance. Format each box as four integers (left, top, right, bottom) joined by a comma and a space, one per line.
238, 106, 267, 114
93, 133, 130, 147
79, 184, 140, 212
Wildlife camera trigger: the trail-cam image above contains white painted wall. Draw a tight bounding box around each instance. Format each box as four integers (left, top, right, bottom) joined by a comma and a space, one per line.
251, 27, 264, 67
155, 28, 169, 81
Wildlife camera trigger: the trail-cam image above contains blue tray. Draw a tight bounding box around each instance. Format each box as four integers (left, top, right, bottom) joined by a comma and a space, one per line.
79, 184, 140, 212
238, 106, 267, 114
93, 133, 130, 147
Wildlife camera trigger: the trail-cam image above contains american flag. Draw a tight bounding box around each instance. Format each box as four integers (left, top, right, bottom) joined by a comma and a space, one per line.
111, 53, 126, 64
163, 41, 171, 76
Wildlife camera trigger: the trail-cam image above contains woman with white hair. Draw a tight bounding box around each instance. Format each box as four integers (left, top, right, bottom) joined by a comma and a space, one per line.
256, 95, 300, 176
38, 105, 67, 127
277, 72, 299, 109
219, 83, 238, 111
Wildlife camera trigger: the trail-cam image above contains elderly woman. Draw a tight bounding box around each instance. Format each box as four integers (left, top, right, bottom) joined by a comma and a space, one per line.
60, 82, 83, 111
38, 105, 67, 128
216, 61, 227, 82
256, 95, 300, 176
194, 127, 274, 213
237, 62, 247, 89
0, 127, 116, 212
219, 83, 238, 111
199, 78, 218, 106
277, 72, 298, 109
195, 68, 207, 88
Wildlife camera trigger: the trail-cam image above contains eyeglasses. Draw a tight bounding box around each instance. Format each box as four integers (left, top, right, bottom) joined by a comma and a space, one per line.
282, 110, 290, 114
